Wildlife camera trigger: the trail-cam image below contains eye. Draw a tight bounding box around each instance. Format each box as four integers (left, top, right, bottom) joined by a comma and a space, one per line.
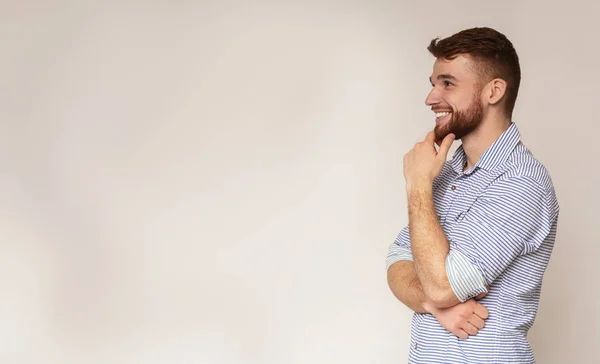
444, 80, 454, 87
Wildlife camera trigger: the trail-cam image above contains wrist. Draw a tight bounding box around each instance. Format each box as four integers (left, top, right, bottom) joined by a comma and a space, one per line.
406, 179, 433, 195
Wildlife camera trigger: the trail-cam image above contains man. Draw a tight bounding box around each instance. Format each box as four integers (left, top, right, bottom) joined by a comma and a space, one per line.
386, 27, 559, 363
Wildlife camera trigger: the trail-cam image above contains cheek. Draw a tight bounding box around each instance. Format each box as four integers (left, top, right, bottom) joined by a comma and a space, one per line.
452, 99, 471, 112
441, 96, 459, 111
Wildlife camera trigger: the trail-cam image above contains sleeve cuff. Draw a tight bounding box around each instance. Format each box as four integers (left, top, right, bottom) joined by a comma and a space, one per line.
446, 249, 488, 302
386, 244, 413, 270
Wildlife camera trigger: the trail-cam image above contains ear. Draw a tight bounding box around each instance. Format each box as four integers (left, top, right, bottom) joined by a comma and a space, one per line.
486, 78, 507, 106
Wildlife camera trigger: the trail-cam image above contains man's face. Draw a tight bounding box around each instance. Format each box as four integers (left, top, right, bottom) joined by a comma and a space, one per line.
425, 55, 486, 145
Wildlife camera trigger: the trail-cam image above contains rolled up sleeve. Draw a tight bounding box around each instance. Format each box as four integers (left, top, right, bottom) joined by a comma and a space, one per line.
386, 226, 413, 270
444, 176, 558, 301
446, 249, 488, 302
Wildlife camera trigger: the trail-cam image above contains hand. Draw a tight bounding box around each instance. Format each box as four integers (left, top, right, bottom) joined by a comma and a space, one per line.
403, 131, 455, 190
427, 298, 489, 340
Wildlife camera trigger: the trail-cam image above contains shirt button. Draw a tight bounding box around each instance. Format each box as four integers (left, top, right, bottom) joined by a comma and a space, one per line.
451, 185, 456, 190
415, 343, 418, 349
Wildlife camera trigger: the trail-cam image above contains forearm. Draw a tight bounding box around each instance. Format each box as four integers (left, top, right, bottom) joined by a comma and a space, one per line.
407, 183, 458, 307
386, 260, 429, 313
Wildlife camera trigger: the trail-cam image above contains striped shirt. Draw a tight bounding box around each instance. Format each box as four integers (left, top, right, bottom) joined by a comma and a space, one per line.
386, 122, 560, 363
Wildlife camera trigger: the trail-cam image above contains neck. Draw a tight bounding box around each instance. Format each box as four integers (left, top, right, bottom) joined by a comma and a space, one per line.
461, 115, 512, 171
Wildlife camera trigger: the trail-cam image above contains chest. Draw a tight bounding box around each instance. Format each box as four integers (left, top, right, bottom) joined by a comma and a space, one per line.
432, 168, 502, 234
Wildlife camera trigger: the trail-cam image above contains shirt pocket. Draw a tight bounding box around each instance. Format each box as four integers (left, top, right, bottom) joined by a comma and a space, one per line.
445, 202, 476, 235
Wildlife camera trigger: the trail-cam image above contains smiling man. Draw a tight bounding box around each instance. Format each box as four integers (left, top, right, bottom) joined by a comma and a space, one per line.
386, 27, 560, 363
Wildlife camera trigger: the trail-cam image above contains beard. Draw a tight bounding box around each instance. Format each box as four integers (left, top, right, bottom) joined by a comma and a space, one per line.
434, 88, 484, 145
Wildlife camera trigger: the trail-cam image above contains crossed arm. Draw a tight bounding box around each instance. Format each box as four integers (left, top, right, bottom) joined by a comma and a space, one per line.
387, 178, 558, 339
405, 184, 463, 308
386, 184, 490, 338
387, 183, 486, 311
387, 259, 489, 339
405, 183, 489, 308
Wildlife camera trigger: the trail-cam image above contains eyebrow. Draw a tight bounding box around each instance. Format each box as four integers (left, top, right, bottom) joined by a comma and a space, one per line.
429, 74, 459, 85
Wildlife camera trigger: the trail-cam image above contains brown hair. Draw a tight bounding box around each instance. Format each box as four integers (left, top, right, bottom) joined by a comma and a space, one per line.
427, 27, 521, 118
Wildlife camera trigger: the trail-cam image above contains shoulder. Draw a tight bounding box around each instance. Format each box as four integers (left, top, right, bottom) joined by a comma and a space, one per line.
493, 143, 560, 215
499, 143, 556, 193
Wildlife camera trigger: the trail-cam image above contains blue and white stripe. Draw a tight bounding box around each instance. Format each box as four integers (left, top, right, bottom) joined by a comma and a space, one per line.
387, 122, 560, 363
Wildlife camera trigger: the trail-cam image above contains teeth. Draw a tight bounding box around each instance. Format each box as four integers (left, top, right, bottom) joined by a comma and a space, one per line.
435, 112, 451, 118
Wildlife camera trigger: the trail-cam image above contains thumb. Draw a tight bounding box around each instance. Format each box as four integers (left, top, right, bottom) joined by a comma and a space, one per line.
437, 133, 455, 160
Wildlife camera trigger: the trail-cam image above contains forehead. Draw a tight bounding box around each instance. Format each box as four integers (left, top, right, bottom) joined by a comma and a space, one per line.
430, 55, 477, 81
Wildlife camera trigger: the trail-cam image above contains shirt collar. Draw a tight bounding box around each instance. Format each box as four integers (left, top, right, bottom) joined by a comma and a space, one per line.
450, 122, 521, 175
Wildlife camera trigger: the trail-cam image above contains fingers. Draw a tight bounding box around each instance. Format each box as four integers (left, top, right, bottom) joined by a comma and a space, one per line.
469, 314, 486, 330
436, 133, 455, 159
450, 302, 489, 340
456, 329, 469, 340
455, 317, 484, 340
462, 322, 479, 336
425, 131, 436, 143
473, 303, 489, 319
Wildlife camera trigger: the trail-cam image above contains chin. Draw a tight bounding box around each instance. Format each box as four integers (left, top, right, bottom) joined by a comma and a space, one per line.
434, 127, 450, 142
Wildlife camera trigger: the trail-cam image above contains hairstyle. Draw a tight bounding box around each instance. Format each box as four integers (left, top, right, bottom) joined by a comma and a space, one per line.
427, 27, 521, 118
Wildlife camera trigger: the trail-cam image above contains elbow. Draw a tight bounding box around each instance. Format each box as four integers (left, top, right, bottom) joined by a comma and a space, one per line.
423, 284, 460, 309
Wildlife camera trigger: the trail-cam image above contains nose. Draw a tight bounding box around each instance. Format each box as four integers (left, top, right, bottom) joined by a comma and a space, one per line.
425, 87, 441, 106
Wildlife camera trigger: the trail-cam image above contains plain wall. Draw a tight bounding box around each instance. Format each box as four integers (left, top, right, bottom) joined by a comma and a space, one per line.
1, 1, 597, 363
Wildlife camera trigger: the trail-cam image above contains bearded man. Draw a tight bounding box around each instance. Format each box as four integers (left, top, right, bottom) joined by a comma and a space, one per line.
386, 27, 560, 364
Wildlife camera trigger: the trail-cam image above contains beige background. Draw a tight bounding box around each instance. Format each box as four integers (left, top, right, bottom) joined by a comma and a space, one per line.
1, 1, 598, 363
